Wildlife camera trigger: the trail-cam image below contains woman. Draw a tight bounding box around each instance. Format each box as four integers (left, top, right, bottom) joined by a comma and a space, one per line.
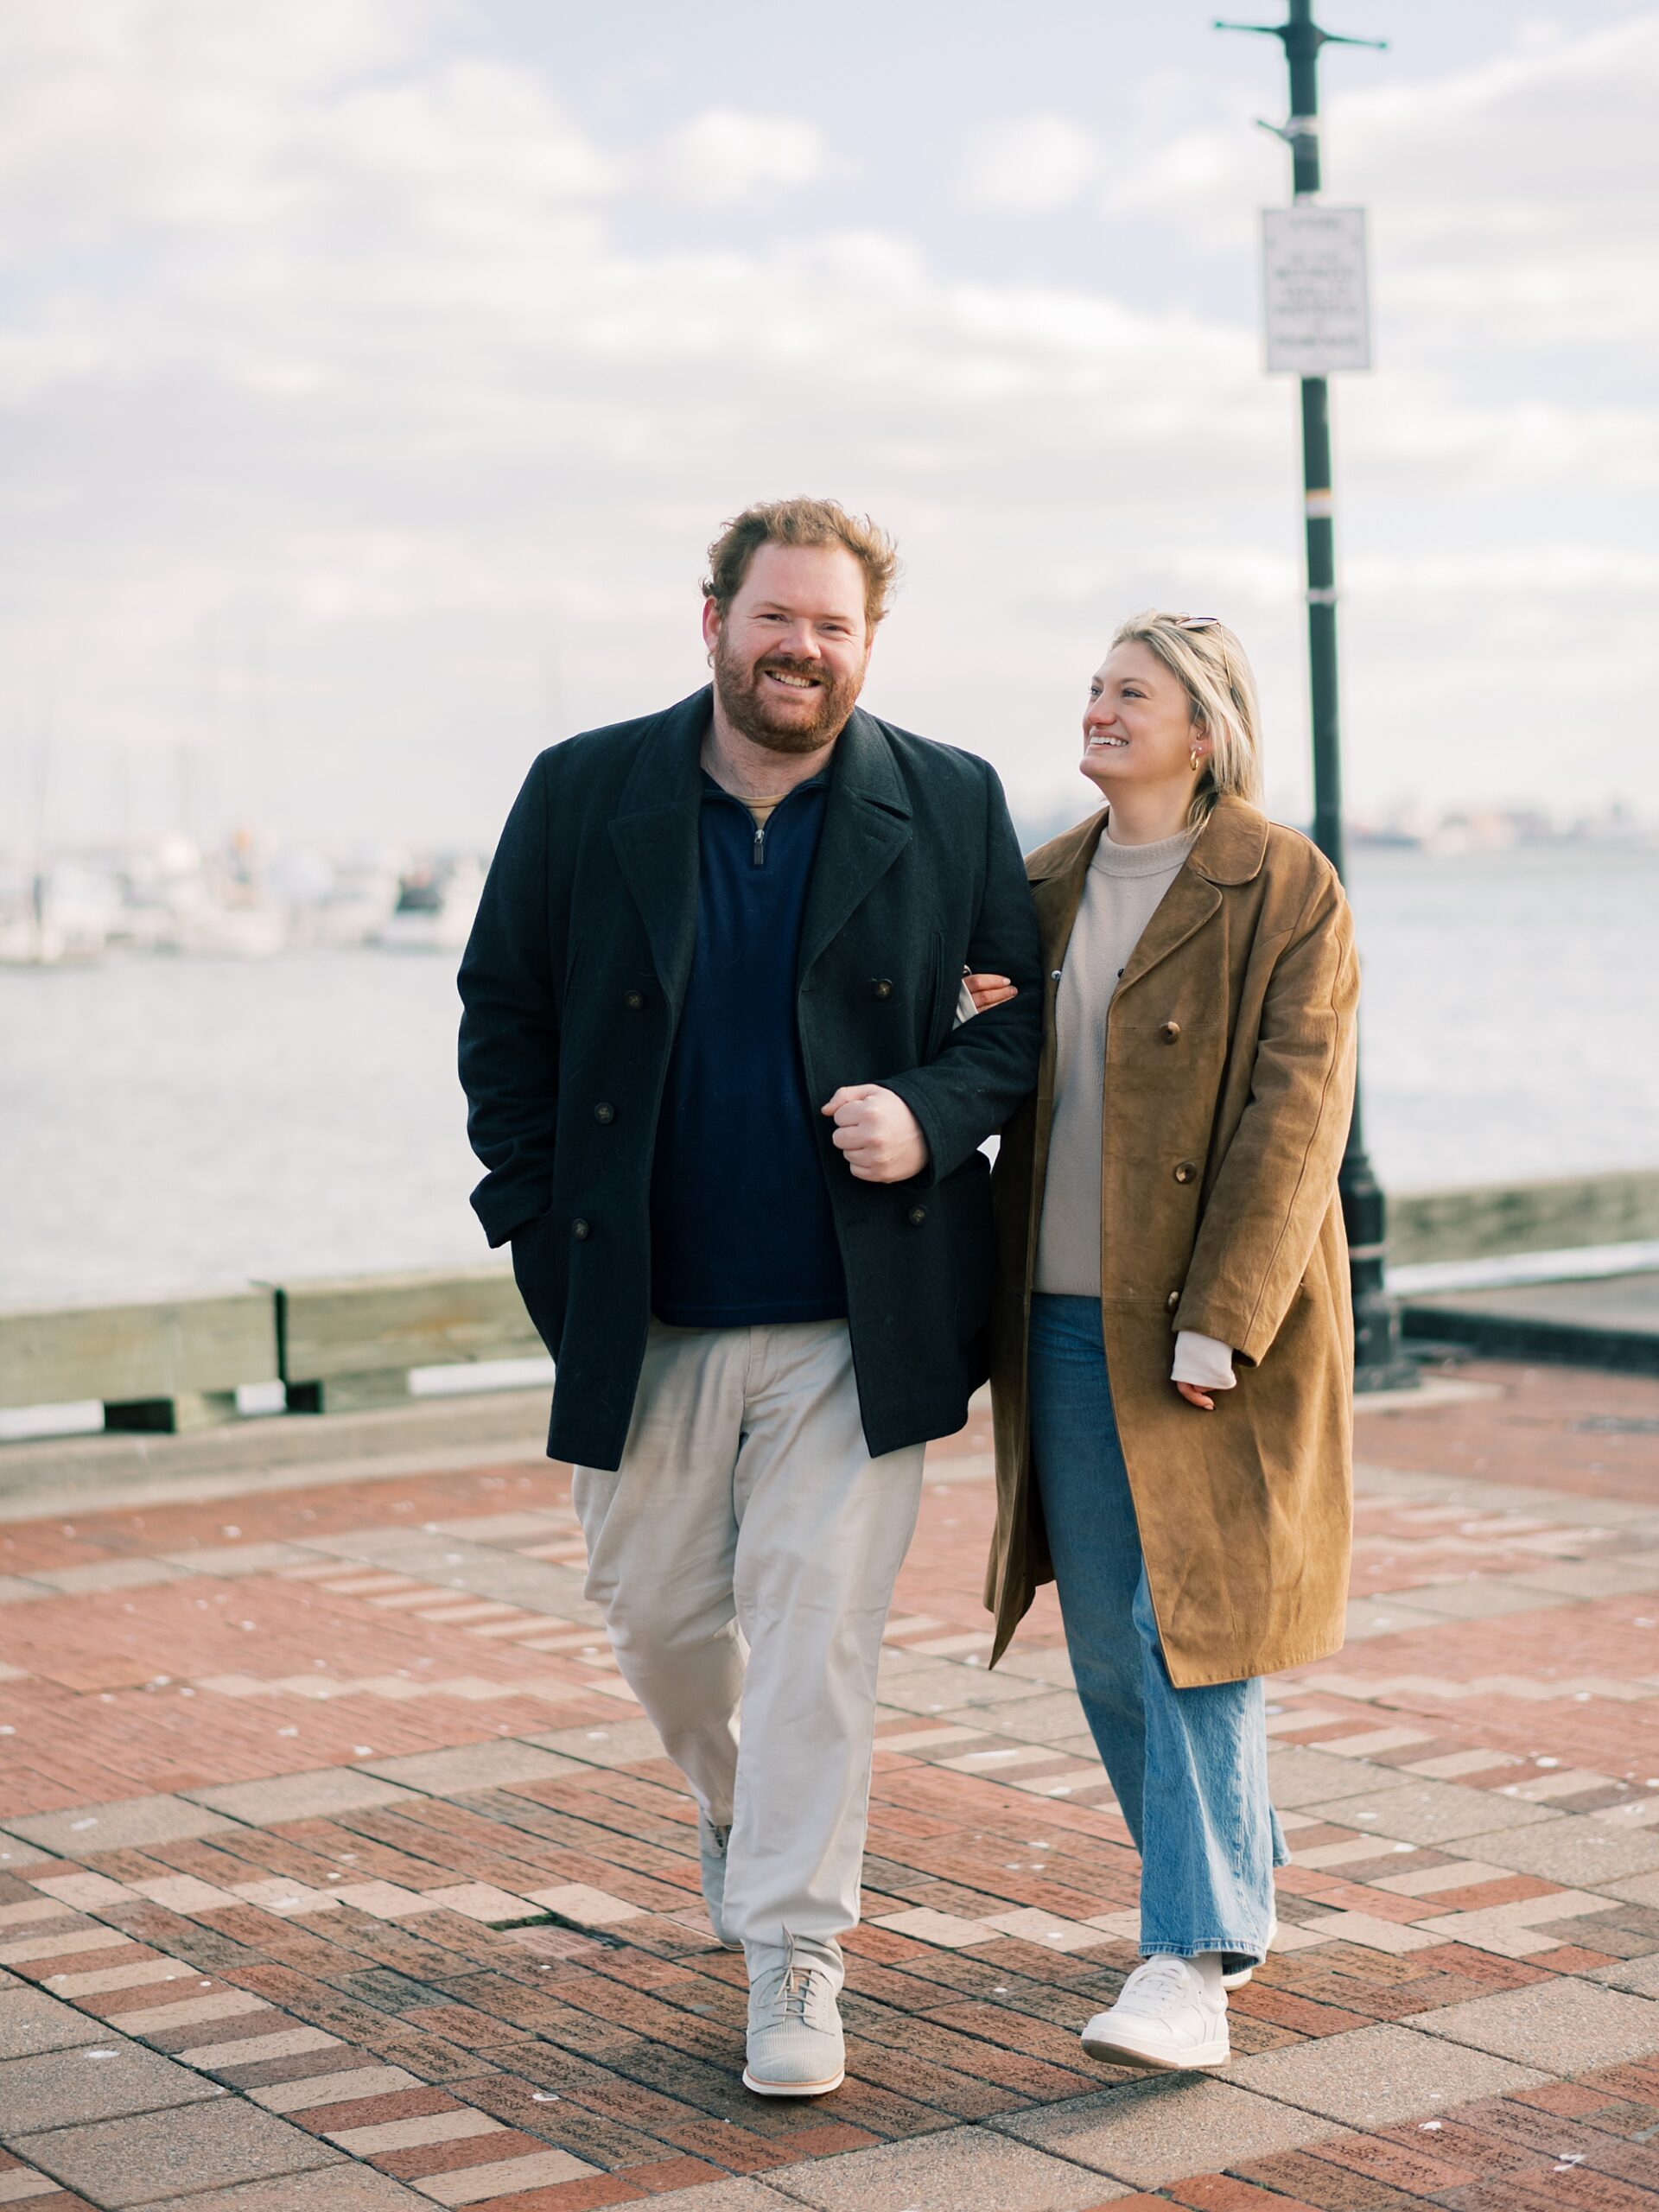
967, 610, 1357, 2073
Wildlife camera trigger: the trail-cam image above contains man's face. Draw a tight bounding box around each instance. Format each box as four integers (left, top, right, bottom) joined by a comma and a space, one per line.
703, 542, 873, 754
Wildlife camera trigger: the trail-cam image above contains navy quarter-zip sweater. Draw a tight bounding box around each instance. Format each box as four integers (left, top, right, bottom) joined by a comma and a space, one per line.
648, 769, 848, 1327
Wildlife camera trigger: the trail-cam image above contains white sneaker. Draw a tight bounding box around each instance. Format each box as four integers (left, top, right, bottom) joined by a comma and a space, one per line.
1081, 1955, 1230, 2071
1222, 1909, 1277, 1991
697, 1812, 741, 1951
742, 1941, 845, 2098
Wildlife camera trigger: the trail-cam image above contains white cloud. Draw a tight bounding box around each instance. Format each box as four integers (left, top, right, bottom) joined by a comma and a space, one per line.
657, 110, 838, 204
958, 115, 1102, 212
0, 0, 415, 245
1092, 14, 1659, 352
0, 3, 1652, 848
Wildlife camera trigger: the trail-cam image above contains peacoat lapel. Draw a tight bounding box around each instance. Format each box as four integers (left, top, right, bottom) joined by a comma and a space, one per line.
797, 708, 913, 981
608, 688, 709, 1014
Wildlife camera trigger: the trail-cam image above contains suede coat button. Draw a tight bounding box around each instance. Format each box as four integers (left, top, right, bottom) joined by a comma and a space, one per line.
1166, 1290, 1181, 1313
1173, 1161, 1197, 1185
1160, 1020, 1181, 1043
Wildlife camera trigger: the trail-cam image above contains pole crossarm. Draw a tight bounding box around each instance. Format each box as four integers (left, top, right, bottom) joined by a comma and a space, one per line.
1213, 16, 1386, 48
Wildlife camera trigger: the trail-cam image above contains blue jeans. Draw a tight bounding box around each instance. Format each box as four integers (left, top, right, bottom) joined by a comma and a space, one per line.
1028, 1294, 1287, 1962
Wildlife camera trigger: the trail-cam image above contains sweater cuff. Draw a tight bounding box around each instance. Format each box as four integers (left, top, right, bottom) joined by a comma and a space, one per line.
1171, 1330, 1236, 1390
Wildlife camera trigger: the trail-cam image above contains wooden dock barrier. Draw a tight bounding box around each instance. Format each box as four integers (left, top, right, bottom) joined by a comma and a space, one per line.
1389, 1169, 1659, 1269
0, 1291, 279, 1433
3, 1169, 1656, 1435
278, 1265, 544, 1415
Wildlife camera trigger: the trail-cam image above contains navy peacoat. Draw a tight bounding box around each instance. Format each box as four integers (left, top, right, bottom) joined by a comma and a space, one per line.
457, 687, 1043, 1472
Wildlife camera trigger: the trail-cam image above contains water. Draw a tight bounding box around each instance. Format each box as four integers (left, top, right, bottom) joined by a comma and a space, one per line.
2, 846, 1655, 1308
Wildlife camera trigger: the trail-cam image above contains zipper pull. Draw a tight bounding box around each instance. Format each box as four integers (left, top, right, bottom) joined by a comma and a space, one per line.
752, 824, 766, 867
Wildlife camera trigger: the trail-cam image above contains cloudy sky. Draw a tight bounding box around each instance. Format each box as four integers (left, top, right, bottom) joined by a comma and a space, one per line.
3, 0, 1656, 850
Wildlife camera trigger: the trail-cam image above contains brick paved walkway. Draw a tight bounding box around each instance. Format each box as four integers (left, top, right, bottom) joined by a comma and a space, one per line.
3, 1359, 1659, 2208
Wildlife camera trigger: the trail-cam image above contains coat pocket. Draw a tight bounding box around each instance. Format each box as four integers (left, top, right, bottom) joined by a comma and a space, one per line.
510, 1211, 568, 1360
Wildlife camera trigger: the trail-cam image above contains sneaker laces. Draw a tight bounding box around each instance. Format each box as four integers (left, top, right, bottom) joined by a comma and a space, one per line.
782, 1936, 811, 2021
1119, 1957, 1206, 2015
761, 1936, 827, 2025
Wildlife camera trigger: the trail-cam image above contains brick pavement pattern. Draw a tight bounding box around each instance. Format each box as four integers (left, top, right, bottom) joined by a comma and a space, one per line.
2, 1359, 1659, 2206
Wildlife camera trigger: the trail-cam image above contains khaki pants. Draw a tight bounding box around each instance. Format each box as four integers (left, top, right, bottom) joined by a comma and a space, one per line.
573, 1319, 925, 1966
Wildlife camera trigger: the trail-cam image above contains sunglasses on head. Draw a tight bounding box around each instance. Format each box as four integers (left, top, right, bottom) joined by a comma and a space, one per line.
1173, 614, 1220, 630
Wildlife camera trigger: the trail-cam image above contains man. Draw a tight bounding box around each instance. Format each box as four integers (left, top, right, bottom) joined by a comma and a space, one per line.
458, 499, 1040, 2097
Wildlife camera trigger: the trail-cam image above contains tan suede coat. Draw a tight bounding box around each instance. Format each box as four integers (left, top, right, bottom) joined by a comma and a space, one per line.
986, 796, 1358, 1688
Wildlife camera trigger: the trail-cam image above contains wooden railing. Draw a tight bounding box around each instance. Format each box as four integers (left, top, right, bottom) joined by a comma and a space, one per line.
3, 1169, 1656, 1434
0, 1267, 543, 1433
1389, 1170, 1659, 1270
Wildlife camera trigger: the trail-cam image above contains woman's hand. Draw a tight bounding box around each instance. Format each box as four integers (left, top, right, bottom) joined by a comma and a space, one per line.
1171, 1332, 1235, 1411
963, 969, 1018, 1013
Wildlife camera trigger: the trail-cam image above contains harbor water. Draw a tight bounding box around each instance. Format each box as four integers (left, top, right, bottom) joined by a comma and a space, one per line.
3, 845, 1655, 1309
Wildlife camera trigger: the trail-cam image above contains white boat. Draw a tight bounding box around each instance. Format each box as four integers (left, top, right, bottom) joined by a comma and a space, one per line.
372, 859, 484, 953
0, 864, 118, 964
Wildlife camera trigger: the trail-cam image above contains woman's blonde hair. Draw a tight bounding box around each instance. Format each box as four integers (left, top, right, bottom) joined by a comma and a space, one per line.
1110, 611, 1264, 828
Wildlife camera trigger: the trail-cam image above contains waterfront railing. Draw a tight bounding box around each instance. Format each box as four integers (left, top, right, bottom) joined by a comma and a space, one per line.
3, 1169, 1658, 1438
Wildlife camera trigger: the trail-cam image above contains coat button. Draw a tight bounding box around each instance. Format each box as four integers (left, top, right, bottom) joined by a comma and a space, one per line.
594, 1103, 614, 1124
908, 1205, 927, 1226
1051, 969, 1062, 982
873, 978, 893, 1000
1166, 1290, 1181, 1313
571, 1218, 591, 1240
1173, 1161, 1197, 1185
624, 990, 644, 1010
1160, 1020, 1181, 1043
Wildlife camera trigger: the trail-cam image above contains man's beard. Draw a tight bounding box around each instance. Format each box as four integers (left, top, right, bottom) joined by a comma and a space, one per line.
711, 635, 864, 754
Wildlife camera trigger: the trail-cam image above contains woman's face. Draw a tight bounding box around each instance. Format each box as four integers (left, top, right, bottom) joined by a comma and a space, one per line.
1080, 640, 1203, 800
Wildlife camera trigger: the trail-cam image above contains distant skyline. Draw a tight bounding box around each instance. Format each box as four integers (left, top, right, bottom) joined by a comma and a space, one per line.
3, 1, 1656, 849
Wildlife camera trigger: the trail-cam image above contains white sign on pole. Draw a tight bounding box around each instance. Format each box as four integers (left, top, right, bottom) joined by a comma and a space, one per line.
1262, 206, 1370, 375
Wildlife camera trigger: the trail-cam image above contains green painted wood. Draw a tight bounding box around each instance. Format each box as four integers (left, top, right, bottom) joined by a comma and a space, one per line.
279, 1263, 541, 1384
1390, 1171, 1659, 1268
104, 1389, 240, 1434
0, 1294, 278, 1411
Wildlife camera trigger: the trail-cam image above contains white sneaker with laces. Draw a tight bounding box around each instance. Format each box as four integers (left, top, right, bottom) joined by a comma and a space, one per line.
743, 1939, 845, 2098
1222, 1908, 1277, 1991
1081, 1955, 1230, 2071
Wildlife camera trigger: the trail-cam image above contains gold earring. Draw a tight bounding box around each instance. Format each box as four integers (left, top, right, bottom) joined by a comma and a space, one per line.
1189, 745, 1203, 771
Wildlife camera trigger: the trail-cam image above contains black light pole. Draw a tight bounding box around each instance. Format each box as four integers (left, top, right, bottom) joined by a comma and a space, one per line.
1217, 3, 1415, 1389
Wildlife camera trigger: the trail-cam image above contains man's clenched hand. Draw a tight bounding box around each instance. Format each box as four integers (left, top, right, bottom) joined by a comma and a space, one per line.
822, 1085, 930, 1183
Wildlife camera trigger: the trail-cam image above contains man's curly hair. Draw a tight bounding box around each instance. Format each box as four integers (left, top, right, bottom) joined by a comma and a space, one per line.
703, 498, 899, 631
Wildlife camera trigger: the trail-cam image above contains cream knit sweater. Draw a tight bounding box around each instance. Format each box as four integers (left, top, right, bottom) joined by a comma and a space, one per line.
1032, 817, 1234, 1390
